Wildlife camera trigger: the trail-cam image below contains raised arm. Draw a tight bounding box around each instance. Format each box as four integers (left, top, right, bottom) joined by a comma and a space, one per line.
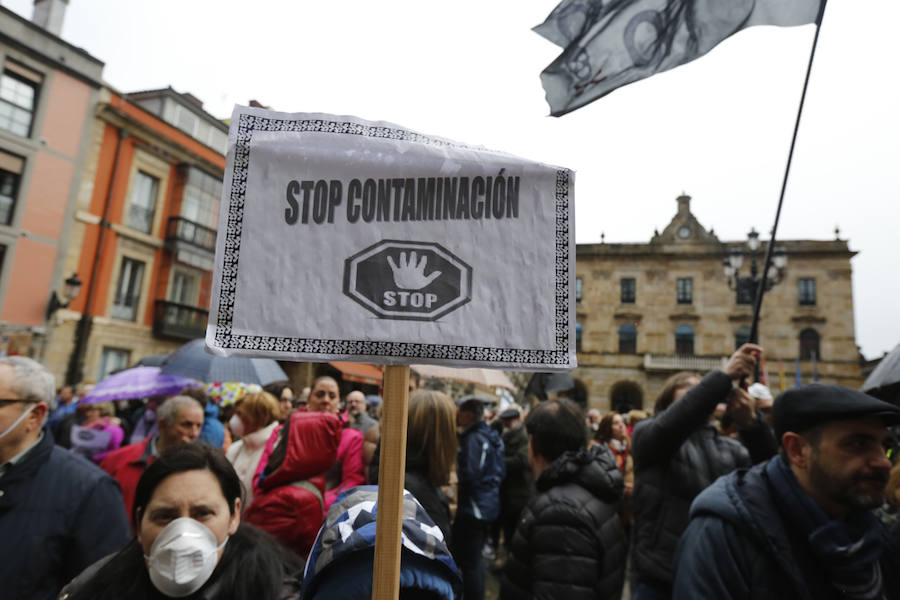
632, 344, 760, 467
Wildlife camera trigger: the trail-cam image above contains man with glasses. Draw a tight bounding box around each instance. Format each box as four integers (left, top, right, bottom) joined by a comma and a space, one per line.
0, 357, 129, 600
674, 384, 900, 599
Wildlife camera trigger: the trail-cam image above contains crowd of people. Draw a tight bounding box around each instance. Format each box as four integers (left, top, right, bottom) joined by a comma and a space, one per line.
3, 344, 900, 599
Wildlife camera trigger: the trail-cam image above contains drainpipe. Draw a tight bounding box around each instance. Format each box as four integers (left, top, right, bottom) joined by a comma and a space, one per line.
65, 127, 127, 385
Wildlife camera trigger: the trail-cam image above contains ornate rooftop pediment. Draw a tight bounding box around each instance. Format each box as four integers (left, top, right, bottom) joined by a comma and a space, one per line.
650, 194, 721, 247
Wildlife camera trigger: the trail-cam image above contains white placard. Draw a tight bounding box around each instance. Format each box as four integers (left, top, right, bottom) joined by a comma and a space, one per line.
207, 107, 575, 371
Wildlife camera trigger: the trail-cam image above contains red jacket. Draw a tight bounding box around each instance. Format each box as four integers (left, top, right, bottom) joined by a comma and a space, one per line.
244, 411, 341, 558
98, 436, 154, 522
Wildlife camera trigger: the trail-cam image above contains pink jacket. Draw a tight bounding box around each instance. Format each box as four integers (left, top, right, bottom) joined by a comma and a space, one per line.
324, 426, 366, 509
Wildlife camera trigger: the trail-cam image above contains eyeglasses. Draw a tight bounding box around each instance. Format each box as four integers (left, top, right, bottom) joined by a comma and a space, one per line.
0, 399, 37, 408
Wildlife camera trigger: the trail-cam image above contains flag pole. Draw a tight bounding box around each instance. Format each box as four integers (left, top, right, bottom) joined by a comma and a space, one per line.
749, 0, 829, 347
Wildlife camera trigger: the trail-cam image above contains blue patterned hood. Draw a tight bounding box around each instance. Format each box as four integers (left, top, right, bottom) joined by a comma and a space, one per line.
301, 485, 461, 599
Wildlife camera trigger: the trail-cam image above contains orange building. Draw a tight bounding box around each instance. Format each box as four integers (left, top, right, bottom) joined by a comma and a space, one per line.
0, 3, 104, 359
42, 86, 227, 385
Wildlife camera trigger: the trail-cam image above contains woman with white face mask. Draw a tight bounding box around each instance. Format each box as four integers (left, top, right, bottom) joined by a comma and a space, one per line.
60, 443, 303, 600
225, 392, 281, 507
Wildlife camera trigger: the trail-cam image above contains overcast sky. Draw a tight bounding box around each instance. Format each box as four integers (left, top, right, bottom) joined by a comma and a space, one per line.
6, 0, 897, 360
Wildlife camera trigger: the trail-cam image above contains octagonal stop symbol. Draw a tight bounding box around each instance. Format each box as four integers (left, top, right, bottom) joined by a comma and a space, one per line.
343, 239, 472, 321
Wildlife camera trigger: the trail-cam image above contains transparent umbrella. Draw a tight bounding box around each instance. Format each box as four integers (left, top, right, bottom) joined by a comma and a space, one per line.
160, 338, 287, 386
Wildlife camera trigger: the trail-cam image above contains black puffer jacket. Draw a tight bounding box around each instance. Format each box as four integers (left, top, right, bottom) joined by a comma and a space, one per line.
500, 444, 626, 600
630, 370, 777, 590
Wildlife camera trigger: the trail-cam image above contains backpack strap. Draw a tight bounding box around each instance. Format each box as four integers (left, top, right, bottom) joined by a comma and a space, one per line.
290, 480, 325, 514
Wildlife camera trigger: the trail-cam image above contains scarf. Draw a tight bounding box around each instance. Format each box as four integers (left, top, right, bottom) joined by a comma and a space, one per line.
608, 438, 629, 472
241, 422, 277, 451
766, 456, 887, 599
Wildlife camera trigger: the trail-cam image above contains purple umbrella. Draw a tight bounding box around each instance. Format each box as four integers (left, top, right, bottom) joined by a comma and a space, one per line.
80, 366, 200, 405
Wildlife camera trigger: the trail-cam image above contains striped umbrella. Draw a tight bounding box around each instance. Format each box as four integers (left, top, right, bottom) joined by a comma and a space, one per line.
410, 364, 516, 390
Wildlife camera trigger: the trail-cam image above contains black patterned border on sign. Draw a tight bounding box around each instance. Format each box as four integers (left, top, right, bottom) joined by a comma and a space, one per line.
213, 113, 572, 367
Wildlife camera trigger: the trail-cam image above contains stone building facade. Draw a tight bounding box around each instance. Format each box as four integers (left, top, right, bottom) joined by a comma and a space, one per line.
575, 194, 862, 412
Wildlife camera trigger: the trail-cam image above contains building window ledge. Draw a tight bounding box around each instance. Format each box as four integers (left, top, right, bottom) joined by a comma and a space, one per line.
111, 223, 163, 248
728, 313, 753, 323
669, 312, 700, 321
791, 314, 826, 324
613, 312, 642, 322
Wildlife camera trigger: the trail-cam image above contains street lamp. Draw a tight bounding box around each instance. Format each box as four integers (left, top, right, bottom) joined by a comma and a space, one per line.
722, 229, 787, 306
45, 272, 82, 320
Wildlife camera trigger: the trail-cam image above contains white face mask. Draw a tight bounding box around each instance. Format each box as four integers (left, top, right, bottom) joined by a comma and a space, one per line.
228, 414, 244, 438
144, 517, 228, 597
0, 403, 36, 441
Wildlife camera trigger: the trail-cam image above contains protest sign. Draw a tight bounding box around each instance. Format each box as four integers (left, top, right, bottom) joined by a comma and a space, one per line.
207, 106, 575, 371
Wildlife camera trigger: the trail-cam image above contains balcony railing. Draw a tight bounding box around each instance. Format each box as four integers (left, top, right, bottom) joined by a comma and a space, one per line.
644, 354, 728, 372
153, 300, 208, 341
166, 216, 216, 253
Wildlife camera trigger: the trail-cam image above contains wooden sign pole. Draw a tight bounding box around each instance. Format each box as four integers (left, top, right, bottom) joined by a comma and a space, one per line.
371, 364, 410, 599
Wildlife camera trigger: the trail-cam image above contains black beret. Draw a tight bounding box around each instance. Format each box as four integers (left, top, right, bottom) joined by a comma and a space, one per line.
499, 408, 521, 420
772, 384, 900, 441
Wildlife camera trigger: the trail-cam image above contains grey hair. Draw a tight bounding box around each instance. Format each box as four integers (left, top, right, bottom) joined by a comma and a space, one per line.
0, 356, 56, 411
157, 395, 203, 426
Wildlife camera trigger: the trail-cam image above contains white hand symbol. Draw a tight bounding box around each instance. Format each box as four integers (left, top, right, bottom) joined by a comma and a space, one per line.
387, 251, 442, 290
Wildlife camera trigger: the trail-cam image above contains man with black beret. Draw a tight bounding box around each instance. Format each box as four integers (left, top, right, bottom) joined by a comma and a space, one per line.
673, 384, 900, 599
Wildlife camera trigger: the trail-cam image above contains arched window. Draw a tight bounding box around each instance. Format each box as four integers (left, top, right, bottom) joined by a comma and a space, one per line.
799, 328, 820, 360
618, 324, 637, 354
575, 322, 583, 353
675, 325, 694, 356
735, 325, 751, 349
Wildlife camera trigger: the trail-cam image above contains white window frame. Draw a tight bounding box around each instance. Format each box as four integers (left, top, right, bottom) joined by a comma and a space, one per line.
98, 347, 131, 381
111, 256, 146, 321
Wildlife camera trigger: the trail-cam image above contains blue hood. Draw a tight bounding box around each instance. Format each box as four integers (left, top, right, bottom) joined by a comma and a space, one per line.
197, 402, 224, 448
302, 485, 461, 599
